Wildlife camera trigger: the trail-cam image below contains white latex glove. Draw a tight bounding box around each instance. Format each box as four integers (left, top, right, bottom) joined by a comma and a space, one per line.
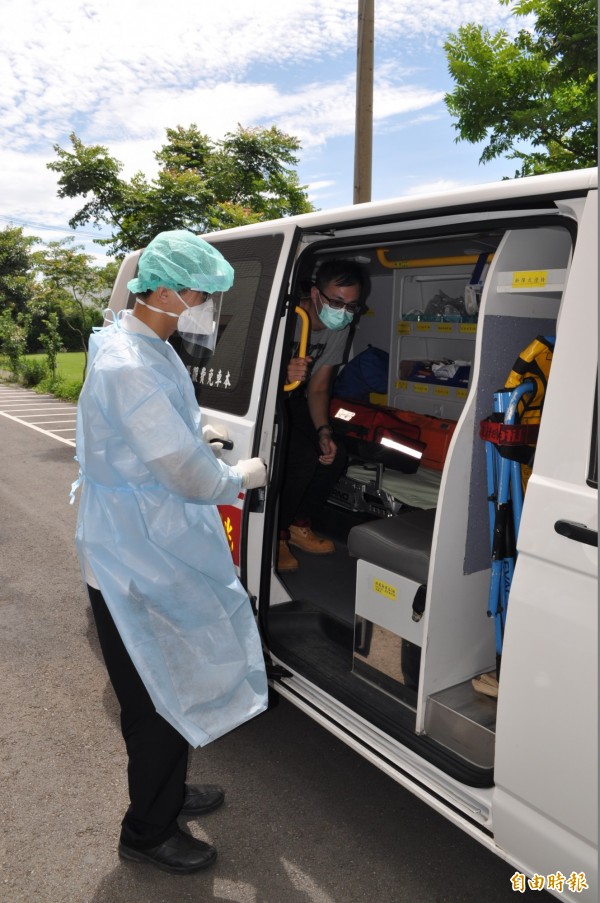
233, 458, 268, 489
202, 423, 230, 457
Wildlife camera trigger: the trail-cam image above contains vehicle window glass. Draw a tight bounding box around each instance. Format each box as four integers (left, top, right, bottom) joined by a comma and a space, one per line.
170, 234, 285, 416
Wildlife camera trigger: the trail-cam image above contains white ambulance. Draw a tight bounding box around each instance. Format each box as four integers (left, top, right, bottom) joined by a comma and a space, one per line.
108, 167, 597, 899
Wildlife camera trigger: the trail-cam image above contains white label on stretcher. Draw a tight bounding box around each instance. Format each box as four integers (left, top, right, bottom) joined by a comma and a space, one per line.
333, 407, 356, 421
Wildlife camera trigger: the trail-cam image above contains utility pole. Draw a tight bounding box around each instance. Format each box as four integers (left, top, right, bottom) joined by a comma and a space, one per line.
353, 0, 374, 204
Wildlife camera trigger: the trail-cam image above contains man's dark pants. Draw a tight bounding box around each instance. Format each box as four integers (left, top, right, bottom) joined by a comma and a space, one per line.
278, 395, 347, 533
88, 586, 189, 849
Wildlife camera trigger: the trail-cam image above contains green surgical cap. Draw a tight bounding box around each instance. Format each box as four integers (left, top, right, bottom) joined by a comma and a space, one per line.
127, 230, 234, 294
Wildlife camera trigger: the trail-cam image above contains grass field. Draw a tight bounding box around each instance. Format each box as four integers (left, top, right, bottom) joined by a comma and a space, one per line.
25, 352, 87, 382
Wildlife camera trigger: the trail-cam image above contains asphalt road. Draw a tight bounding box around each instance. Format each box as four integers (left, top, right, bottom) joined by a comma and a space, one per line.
0, 389, 551, 903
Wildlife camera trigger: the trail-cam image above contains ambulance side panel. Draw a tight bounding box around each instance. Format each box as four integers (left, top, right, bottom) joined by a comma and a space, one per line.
493, 191, 598, 897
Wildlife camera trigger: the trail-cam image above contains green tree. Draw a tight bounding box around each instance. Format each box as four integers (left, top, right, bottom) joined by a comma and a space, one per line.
47, 124, 314, 257
0, 226, 37, 316
0, 309, 29, 375
39, 311, 62, 381
444, 0, 597, 176
30, 239, 108, 376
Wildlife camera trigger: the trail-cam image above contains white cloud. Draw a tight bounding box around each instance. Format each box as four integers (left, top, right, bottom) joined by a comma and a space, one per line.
0, 0, 517, 247
0, 149, 77, 219
0, 0, 515, 151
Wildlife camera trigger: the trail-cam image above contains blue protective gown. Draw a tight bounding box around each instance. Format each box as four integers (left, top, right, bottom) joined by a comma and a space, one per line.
73, 314, 268, 747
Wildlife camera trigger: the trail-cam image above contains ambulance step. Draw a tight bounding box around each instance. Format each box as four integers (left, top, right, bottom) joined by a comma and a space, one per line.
424, 680, 497, 770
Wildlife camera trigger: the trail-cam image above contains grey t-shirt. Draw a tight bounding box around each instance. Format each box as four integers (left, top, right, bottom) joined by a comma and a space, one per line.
291, 317, 350, 377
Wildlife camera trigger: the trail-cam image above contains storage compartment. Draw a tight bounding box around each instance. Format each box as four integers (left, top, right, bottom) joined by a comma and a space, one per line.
353, 562, 424, 707
348, 510, 435, 705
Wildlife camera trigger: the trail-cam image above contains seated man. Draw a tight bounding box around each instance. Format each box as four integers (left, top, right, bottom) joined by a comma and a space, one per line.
278, 258, 365, 571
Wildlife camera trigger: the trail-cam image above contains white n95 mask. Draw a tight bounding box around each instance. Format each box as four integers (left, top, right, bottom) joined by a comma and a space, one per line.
134, 290, 222, 354
177, 298, 214, 338
175, 292, 221, 354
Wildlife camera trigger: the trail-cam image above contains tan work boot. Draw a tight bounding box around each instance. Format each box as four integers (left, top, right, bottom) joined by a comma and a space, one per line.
277, 540, 298, 571
472, 670, 499, 698
288, 525, 335, 555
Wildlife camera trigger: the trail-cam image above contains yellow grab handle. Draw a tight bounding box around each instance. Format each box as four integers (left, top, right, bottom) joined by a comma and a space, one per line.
283, 305, 310, 392
376, 248, 494, 269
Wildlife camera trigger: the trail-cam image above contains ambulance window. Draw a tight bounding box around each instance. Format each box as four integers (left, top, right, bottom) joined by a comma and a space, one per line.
171, 234, 285, 416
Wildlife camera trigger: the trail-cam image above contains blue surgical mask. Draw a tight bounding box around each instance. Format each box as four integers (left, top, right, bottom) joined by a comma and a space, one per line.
316, 299, 354, 331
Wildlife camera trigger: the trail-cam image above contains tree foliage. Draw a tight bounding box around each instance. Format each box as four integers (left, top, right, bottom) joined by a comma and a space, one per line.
0, 228, 112, 372
0, 226, 37, 315
47, 124, 314, 257
444, 0, 597, 176
30, 239, 108, 365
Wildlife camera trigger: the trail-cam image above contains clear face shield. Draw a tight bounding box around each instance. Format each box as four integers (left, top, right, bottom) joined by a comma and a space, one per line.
177, 291, 223, 358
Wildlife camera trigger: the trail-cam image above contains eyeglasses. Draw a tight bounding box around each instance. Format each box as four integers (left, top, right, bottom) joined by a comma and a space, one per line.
318, 290, 361, 315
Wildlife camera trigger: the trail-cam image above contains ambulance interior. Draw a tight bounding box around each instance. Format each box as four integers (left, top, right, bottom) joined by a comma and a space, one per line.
266, 217, 573, 786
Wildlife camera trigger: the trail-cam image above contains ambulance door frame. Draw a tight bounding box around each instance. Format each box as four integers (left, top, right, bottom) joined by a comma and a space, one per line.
238, 224, 302, 605
195, 223, 302, 604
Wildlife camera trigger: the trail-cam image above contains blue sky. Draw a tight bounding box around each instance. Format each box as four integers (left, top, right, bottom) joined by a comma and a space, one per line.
0, 0, 522, 261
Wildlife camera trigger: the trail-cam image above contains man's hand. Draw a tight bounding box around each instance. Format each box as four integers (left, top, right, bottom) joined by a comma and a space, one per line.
318, 429, 337, 465
287, 356, 312, 384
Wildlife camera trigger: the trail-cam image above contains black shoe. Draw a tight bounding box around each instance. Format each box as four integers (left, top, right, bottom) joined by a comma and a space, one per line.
118, 827, 217, 874
181, 783, 225, 816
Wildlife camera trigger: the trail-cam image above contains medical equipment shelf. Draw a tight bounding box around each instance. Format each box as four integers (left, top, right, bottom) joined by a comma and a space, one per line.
396, 320, 477, 337
394, 380, 469, 401
391, 316, 477, 419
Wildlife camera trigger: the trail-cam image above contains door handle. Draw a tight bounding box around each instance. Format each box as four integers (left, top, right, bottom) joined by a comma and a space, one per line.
554, 519, 598, 548
209, 438, 234, 450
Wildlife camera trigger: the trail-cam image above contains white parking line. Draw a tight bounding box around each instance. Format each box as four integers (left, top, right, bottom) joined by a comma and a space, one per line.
0, 409, 76, 446
25, 419, 77, 424
0, 386, 77, 447
2, 404, 72, 413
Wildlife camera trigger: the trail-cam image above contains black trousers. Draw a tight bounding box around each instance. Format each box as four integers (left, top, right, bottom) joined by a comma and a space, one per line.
278, 396, 347, 532
88, 586, 189, 849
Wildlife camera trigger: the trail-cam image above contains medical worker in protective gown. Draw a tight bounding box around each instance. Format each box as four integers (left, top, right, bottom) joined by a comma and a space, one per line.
72, 230, 268, 873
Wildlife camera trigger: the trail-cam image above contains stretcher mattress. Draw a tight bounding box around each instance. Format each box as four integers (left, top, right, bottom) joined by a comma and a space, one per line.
346, 462, 442, 510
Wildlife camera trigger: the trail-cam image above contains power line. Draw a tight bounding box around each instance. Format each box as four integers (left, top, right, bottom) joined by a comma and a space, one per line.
0, 213, 105, 239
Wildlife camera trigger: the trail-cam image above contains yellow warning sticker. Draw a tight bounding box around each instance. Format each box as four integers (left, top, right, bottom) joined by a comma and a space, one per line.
374, 579, 397, 600
512, 270, 548, 289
